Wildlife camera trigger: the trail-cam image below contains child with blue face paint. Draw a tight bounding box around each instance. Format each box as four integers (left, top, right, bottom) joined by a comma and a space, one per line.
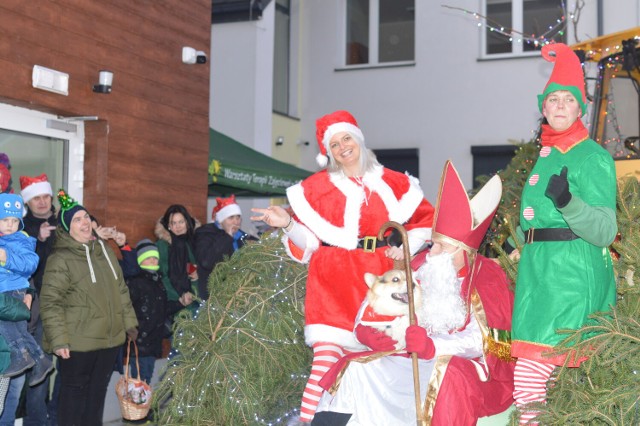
0, 193, 53, 387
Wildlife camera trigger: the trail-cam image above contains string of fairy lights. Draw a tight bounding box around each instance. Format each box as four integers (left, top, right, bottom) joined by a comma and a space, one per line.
443, 4, 639, 160
441, 4, 570, 48
160, 234, 308, 425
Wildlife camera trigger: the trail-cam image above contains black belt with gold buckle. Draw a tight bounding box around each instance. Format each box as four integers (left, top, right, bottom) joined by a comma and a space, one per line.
322, 236, 388, 252
525, 228, 578, 243
357, 236, 387, 252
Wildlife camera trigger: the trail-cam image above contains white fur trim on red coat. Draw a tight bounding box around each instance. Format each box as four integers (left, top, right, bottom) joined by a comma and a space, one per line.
285, 165, 425, 250
305, 324, 367, 351
281, 221, 319, 264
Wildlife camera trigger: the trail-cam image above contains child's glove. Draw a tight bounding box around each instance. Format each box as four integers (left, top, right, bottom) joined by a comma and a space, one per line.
545, 166, 572, 209
405, 325, 435, 359
355, 324, 397, 351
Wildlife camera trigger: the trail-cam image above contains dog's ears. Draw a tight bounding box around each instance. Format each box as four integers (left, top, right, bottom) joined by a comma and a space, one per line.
364, 272, 377, 289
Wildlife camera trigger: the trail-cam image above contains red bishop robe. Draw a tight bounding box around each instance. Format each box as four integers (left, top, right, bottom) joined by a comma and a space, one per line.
413, 252, 516, 424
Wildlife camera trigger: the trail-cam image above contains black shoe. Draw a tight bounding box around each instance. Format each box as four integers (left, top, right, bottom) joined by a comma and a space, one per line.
29, 355, 54, 386
4, 350, 35, 377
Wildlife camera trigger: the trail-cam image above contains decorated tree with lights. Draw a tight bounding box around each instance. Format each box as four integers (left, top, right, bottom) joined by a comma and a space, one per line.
475, 136, 541, 283
153, 233, 311, 425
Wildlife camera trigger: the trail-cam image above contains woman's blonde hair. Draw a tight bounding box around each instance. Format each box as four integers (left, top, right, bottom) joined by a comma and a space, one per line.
326, 132, 381, 176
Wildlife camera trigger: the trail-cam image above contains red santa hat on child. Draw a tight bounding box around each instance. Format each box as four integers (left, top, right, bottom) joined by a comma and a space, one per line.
432, 161, 502, 253
315, 110, 365, 167
213, 194, 242, 223
19, 173, 53, 204
537, 43, 587, 116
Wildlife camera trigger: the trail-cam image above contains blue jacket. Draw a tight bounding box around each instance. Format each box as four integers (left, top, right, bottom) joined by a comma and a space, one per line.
0, 231, 39, 292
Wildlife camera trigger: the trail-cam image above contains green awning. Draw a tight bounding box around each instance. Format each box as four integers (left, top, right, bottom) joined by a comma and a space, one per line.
208, 128, 312, 197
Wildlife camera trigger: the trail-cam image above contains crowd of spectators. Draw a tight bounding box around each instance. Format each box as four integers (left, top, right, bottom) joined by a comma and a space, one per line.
0, 161, 254, 425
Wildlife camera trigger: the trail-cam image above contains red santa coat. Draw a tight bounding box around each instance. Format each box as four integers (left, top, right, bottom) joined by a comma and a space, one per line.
284, 165, 434, 349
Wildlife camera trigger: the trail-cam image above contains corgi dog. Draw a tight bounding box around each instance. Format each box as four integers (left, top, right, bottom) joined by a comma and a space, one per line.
356, 269, 423, 350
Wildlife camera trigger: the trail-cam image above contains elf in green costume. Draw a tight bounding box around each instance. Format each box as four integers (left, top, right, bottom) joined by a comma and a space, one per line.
511, 43, 617, 425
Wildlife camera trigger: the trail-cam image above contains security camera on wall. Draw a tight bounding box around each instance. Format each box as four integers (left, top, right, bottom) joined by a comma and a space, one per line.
182, 46, 207, 64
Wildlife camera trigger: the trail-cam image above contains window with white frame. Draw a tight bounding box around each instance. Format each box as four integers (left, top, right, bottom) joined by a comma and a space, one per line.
483, 0, 567, 57
345, 0, 415, 66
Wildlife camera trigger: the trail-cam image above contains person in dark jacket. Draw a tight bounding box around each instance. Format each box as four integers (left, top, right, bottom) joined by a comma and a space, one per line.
19, 173, 60, 426
154, 205, 199, 305
40, 190, 138, 426
194, 195, 256, 300
126, 239, 191, 384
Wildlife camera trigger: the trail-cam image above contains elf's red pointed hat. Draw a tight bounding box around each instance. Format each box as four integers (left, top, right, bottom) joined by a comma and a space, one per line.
315, 110, 365, 167
537, 43, 587, 116
432, 161, 502, 252
213, 194, 242, 223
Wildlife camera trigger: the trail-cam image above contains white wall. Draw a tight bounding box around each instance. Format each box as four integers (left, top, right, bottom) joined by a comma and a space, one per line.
209, 3, 278, 223
297, 0, 640, 200
211, 0, 640, 202
210, 3, 275, 155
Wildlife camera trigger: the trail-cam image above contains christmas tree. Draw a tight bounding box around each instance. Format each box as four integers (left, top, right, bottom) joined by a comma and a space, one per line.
475, 136, 541, 283
153, 233, 311, 425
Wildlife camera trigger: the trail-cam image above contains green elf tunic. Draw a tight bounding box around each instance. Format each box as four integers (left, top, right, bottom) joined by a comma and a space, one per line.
511, 119, 617, 366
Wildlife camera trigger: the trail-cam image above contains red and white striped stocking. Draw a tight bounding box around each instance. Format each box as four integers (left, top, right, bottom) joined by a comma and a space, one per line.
513, 358, 556, 425
299, 342, 346, 423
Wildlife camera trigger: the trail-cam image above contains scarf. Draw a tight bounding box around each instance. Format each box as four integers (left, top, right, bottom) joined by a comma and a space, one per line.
540, 118, 589, 153
167, 232, 194, 296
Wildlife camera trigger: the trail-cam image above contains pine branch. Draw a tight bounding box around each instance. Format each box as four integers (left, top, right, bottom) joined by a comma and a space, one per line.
153, 233, 311, 425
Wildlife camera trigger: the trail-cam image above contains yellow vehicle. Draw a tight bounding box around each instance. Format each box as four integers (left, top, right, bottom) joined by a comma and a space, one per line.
572, 27, 640, 178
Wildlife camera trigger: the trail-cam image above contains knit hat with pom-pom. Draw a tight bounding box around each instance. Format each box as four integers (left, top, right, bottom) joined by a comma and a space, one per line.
57, 189, 87, 232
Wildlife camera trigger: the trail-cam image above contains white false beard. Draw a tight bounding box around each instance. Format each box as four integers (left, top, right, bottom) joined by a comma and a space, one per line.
415, 251, 468, 334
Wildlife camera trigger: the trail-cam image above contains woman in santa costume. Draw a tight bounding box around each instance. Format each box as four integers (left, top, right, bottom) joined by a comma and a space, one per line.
251, 110, 434, 422
312, 161, 515, 425
511, 43, 617, 425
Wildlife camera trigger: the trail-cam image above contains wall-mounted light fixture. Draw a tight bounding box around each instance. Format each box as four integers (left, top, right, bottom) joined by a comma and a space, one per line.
275, 136, 284, 146
92, 70, 113, 94
32, 65, 69, 96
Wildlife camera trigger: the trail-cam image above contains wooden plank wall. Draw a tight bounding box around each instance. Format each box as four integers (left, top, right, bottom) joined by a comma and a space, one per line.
0, 0, 211, 245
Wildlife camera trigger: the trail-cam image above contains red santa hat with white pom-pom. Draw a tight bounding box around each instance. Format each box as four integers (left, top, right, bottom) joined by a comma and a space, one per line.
315, 110, 365, 167
213, 194, 242, 223
19, 173, 53, 204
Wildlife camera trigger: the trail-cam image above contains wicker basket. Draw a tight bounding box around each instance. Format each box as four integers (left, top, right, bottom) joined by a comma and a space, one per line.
115, 338, 152, 421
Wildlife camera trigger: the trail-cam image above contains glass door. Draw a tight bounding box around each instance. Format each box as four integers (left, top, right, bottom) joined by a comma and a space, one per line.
0, 103, 84, 204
